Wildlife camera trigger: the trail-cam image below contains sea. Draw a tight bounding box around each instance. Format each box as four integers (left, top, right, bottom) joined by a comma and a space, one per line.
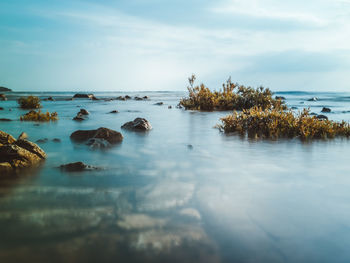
1, 90, 350, 263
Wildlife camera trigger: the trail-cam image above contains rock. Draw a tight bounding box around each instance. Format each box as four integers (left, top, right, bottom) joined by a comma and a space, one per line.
187, 144, 193, 149
0, 131, 46, 172
275, 96, 286, 100
168, 105, 172, 109
109, 110, 119, 114
125, 95, 132, 100
0, 131, 16, 145
43, 96, 55, 101
70, 127, 123, 144
154, 102, 163, 106
52, 138, 61, 143
60, 162, 99, 172
18, 132, 28, 140
121, 118, 152, 131
0, 87, 12, 92
307, 97, 318, 102
316, 114, 328, 120
143, 96, 149, 100
176, 104, 183, 109
73, 113, 86, 121
310, 112, 317, 116
15, 139, 47, 159
291, 107, 298, 110
0, 94, 7, 101
91, 96, 99, 101
86, 138, 111, 149
73, 94, 94, 99
0, 107, 4, 110
36, 138, 48, 144
134, 96, 144, 101
0, 118, 12, 122
116, 96, 126, 101
79, 109, 89, 115
321, 107, 331, 113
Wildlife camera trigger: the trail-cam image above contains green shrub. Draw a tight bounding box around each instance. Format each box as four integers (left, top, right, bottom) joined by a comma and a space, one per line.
20, 110, 58, 122
18, 96, 41, 109
219, 107, 350, 140
180, 75, 286, 111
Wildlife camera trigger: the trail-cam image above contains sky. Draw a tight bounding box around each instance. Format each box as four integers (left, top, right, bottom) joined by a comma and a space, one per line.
0, 0, 350, 91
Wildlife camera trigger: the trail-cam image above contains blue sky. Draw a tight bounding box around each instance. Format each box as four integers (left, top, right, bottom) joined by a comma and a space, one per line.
0, 0, 350, 91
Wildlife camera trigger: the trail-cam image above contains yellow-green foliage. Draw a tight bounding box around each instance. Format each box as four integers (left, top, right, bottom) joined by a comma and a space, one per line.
219, 107, 350, 140
20, 110, 58, 122
18, 96, 41, 109
180, 75, 286, 111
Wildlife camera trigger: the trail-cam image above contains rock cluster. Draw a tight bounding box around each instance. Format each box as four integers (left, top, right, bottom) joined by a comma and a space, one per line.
0, 131, 46, 173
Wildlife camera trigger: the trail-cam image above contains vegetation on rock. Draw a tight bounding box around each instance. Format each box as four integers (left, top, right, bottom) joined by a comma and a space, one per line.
219, 107, 350, 140
18, 96, 41, 109
180, 75, 286, 111
20, 110, 58, 122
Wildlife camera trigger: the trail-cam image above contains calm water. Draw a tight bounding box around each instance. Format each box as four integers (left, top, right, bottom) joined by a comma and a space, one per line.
1, 91, 350, 263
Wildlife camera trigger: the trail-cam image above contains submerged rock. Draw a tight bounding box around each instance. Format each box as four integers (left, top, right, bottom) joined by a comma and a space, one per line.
0, 107, 4, 110
316, 114, 328, 120
121, 118, 152, 131
307, 97, 318, 102
52, 138, 61, 143
60, 162, 100, 172
0, 118, 12, 122
0, 131, 46, 173
321, 107, 331, 113
36, 138, 48, 144
43, 96, 55, 101
70, 127, 123, 145
154, 102, 163, 106
134, 96, 144, 101
86, 138, 111, 149
109, 110, 119, 114
0, 87, 11, 92
275, 96, 286, 100
79, 109, 89, 115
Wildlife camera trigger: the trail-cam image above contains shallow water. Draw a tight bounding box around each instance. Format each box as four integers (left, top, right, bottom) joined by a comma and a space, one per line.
1, 91, 350, 263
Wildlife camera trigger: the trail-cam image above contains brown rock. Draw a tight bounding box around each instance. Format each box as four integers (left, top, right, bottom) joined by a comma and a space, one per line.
121, 118, 152, 131
0, 131, 16, 145
18, 132, 28, 140
60, 162, 99, 172
70, 127, 123, 144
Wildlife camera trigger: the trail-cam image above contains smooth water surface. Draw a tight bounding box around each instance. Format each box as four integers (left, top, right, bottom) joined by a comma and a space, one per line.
1, 91, 350, 263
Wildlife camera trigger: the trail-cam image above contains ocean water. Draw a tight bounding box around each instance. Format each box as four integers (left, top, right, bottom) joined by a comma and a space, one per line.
1, 91, 350, 263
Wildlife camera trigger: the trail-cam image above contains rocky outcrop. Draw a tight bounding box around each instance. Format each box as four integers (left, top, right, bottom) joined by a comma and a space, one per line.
79, 109, 89, 115
0, 87, 11, 92
70, 127, 123, 145
0, 118, 12, 122
321, 107, 331, 113
121, 118, 152, 131
116, 95, 132, 101
0, 131, 46, 173
60, 162, 100, 172
73, 94, 94, 99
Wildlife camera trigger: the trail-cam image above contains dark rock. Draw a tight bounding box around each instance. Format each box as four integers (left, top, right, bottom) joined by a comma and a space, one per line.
316, 114, 328, 120
79, 109, 89, 115
176, 104, 183, 109
116, 96, 126, 101
109, 110, 119, 114
143, 96, 149, 100
91, 96, 99, 101
291, 107, 298, 110
73, 113, 86, 121
73, 94, 94, 99
310, 112, 317, 116
321, 107, 331, 113
0, 107, 4, 110
60, 162, 99, 172
168, 106, 172, 109
275, 96, 286, 100
0, 94, 7, 101
70, 127, 123, 144
0, 118, 12, 122
121, 118, 152, 131
43, 96, 55, 101
187, 144, 193, 149
0, 87, 12, 92
154, 102, 163, 106
36, 138, 48, 144
125, 95, 132, 100
52, 138, 61, 143
0, 131, 46, 173
134, 96, 144, 101
33, 124, 40, 126
307, 97, 318, 102
18, 132, 28, 140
